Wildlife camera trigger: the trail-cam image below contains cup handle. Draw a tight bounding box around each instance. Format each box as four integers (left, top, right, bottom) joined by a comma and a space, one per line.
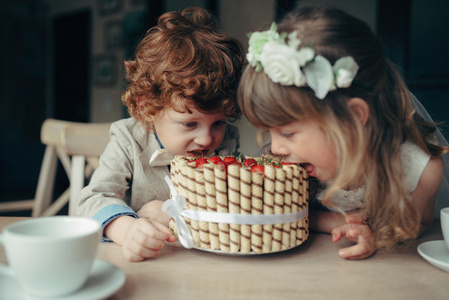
0, 234, 13, 277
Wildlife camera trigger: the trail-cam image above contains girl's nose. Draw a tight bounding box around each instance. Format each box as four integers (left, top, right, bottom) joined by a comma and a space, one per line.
194, 129, 213, 147
270, 136, 289, 156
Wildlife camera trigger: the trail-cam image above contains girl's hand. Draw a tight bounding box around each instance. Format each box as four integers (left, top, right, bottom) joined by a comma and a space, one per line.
121, 218, 176, 262
331, 214, 376, 260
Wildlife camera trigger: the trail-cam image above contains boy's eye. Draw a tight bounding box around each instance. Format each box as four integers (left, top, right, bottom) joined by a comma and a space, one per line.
184, 122, 198, 128
213, 120, 227, 127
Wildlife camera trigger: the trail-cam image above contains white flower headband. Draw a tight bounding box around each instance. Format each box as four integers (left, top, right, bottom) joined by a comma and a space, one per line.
246, 23, 359, 99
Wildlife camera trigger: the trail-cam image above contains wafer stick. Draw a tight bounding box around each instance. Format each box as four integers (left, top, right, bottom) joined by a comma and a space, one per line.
262, 165, 275, 253
292, 167, 300, 245
186, 162, 200, 247
272, 168, 285, 252
296, 168, 307, 245
239, 167, 252, 253
227, 164, 240, 253
214, 164, 230, 252
302, 168, 310, 241
204, 164, 219, 250
251, 171, 263, 254
176, 159, 192, 234
282, 165, 293, 249
195, 166, 210, 249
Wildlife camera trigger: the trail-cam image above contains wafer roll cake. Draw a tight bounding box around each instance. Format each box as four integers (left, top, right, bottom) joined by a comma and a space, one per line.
204, 164, 220, 250
239, 167, 252, 253
251, 171, 263, 254
262, 165, 275, 253
186, 162, 200, 247
168, 155, 309, 254
227, 164, 241, 253
215, 165, 230, 252
195, 167, 210, 249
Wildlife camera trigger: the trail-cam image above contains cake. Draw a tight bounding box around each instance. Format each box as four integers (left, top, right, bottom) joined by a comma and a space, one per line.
167, 154, 309, 254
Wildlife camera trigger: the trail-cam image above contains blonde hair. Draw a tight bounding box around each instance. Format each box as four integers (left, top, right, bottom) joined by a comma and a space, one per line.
122, 7, 245, 130
238, 5, 448, 251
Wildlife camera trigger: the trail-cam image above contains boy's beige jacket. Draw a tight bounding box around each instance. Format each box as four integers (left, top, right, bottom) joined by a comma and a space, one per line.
76, 117, 239, 219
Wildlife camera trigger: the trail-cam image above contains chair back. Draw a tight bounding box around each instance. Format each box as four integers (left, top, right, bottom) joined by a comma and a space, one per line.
58, 120, 111, 215
0, 119, 112, 216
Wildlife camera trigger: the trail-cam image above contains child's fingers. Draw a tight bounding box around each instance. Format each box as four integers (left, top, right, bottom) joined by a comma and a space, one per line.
331, 225, 348, 242
123, 239, 161, 262
151, 220, 176, 242
345, 213, 366, 225
122, 219, 174, 261
338, 242, 375, 260
136, 219, 171, 241
338, 224, 375, 259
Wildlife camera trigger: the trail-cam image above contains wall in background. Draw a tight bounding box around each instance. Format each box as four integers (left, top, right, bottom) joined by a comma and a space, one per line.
1, 0, 447, 213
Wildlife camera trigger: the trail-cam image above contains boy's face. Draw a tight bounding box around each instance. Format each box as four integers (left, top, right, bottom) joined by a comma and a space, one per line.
153, 107, 228, 157
269, 119, 337, 181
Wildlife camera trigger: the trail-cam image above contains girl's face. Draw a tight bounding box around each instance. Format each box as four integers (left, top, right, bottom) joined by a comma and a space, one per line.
269, 120, 337, 181
154, 107, 228, 157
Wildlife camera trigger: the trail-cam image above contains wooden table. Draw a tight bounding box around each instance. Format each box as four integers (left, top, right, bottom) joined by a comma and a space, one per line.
1, 217, 448, 300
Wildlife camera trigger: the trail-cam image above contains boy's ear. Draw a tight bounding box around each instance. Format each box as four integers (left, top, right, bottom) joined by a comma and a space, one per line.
347, 97, 369, 125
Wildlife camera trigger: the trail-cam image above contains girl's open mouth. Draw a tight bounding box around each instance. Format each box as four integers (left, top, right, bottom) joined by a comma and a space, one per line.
301, 163, 316, 177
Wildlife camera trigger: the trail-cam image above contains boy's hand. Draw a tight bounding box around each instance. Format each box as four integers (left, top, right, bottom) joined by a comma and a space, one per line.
331, 214, 376, 260
121, 218, 176, 262
137, 200, 169, 226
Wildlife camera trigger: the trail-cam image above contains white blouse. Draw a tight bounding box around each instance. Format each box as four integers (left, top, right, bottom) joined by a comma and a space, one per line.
315, 141, 430, 212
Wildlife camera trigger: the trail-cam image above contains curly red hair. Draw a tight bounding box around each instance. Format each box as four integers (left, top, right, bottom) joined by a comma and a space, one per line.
121, 7, 245, 130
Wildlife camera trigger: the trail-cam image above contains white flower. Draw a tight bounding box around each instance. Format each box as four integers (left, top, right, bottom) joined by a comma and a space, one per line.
304, 55, 334, 99
246, 25, 360, 100
333, 56, 359, 88
247, 23, 279, 70
296, 47, 315, 66
260, 40, 306, 87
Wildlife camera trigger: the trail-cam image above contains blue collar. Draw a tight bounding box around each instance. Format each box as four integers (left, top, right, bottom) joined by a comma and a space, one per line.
154, 131, 164, 149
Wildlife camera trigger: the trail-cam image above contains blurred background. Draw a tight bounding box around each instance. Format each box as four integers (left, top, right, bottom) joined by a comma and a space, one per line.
1, 0, 448, 216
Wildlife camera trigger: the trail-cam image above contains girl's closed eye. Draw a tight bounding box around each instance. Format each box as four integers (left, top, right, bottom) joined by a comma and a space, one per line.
280, 132, 294, 138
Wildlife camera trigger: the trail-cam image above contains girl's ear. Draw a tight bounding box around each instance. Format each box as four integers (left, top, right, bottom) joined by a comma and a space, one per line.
347, 97, 369, 125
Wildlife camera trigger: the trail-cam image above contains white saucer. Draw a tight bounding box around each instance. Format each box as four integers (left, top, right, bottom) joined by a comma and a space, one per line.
0, 260, 125, 300
417, 240, 449, 273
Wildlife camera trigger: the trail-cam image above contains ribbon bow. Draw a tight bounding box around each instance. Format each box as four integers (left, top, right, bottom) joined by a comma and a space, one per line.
161, 176, 194, 248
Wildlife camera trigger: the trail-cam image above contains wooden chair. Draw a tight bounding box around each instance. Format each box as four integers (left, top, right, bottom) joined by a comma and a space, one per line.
0, 119, 111, 217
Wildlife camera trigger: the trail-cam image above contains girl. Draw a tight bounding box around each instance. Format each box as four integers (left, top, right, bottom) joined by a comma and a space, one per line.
77, 7, 245, 261
238, 5, 449, 259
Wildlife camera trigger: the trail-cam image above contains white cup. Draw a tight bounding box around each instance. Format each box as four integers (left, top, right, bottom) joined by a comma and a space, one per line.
0, 216, 100, 297
441, 207, 449, 251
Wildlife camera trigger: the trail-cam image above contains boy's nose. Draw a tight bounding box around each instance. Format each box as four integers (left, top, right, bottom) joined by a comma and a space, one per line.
194, 130, 213, 147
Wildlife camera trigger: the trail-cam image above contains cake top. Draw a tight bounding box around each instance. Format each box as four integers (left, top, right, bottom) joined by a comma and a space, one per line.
172, 154, 300, 174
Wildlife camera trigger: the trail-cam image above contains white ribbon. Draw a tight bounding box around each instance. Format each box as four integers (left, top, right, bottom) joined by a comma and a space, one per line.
161, 176, 194, 249
161, 175, 308, 249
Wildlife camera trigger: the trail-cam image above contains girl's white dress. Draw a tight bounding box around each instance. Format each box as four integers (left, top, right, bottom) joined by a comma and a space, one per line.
316, 141, 433, 211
